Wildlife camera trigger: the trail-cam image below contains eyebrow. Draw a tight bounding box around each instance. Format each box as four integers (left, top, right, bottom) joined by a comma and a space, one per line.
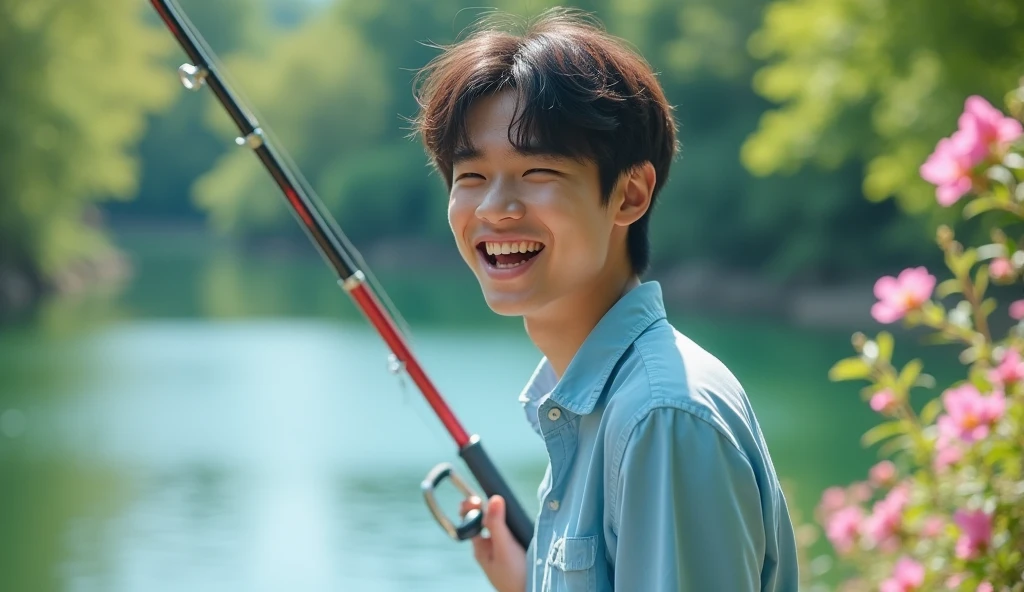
451, 144, 569, 165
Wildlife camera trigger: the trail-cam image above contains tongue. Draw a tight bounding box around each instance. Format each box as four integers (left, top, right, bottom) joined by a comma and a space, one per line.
495, 251, 533, 265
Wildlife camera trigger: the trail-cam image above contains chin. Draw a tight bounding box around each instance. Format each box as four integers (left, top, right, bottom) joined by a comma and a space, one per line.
476, 283, 537, 317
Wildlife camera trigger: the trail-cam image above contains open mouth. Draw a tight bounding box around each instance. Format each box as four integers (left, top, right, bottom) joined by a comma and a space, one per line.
477, 240, 545, 269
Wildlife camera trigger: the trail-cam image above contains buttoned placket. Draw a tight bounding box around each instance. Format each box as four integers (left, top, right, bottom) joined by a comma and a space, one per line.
533, 396, 577, 569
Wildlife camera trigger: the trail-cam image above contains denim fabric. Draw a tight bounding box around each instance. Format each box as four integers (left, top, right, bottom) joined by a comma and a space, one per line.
518, 282, 799, 591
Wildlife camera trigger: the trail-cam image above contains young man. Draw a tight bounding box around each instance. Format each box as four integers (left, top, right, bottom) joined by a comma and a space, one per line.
412, 8, 799, 592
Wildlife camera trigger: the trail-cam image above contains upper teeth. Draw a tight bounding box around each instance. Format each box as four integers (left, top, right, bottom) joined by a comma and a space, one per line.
484, 241, 543, 255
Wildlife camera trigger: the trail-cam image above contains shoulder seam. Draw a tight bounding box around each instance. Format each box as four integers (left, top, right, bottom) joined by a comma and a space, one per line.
607, 401, 752, 533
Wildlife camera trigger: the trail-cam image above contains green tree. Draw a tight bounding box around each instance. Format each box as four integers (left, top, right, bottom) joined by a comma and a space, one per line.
742, 0, 1024, 214
0, 0, 173, 290
109, 0, 276, 222
188, 0, 937, 282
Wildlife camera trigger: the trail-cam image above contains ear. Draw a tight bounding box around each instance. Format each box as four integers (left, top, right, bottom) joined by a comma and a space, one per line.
613, 162, 656, 227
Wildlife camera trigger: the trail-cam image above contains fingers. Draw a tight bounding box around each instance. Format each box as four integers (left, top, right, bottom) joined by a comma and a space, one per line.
459, 495, 483, 519
482, 494, 506, 533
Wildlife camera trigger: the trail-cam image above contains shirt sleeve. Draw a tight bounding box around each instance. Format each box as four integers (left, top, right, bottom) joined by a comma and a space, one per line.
610, 406, 766, 591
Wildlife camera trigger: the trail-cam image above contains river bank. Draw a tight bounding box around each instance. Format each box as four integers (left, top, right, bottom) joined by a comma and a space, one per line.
0, 227, 888, 332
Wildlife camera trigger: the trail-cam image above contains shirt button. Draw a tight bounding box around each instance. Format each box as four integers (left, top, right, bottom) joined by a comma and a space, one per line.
536, 558, 543, 566
547, 407, 561, 421
548, 499, 560, 511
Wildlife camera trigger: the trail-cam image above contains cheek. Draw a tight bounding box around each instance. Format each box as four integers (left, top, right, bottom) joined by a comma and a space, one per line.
447, 194, 478, 252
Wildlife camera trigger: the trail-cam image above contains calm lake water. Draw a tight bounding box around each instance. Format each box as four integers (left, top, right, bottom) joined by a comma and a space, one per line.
0, 228, 956, 591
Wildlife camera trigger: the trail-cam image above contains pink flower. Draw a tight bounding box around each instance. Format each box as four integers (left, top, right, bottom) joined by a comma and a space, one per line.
921, 516, 945, 538
920, 131, 982, 206
960, 95, 1024, 153
954, 509, 992, 559
933, 435, 964, 472
871, 267, 936, 323
977, 582, 994, 592
826, 505, 864, 554
937, 384, 1006, 442
920, 96, 1022, 206
869, 460, 898, 487
880, 556, 926, 592
848, 481, 872, 503
946, 573, 966, 589
864, 484, 910, 551
1010, 299, 1024, 320
989, 256, 1014, 280
870, 389, 899, 414
989, 348, 1024, 387
817, 486, 847, 518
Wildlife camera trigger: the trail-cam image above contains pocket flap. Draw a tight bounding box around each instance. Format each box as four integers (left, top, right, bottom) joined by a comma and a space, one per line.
547, 535, 597, 572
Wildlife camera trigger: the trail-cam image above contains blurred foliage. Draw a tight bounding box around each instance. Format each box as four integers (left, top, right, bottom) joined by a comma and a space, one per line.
0, 0, 173, 277
5, 0, 1024, 315
743, 0, 1024, 215
187, 0, 932, 283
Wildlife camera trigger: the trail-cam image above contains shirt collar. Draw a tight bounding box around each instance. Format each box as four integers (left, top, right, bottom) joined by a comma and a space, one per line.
518, 281, 667, 418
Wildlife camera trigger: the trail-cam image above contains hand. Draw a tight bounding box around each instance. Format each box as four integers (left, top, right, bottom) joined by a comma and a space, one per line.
459, 494, 526, 592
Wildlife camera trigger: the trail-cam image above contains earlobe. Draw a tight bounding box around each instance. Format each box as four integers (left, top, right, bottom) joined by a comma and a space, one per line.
614, 162, 655, 227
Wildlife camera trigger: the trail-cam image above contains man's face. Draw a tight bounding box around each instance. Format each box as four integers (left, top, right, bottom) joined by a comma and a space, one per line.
448, 91, 624, 317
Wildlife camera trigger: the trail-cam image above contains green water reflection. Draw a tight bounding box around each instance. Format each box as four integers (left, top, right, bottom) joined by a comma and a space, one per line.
0, 229, 960, 591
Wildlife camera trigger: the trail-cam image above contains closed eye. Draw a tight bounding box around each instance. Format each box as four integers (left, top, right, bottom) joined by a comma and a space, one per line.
524, 168, 561, 177
455, 172, 484, 182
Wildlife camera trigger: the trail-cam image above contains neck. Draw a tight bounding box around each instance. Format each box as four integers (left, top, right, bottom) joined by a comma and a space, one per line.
524, 268, 640, 379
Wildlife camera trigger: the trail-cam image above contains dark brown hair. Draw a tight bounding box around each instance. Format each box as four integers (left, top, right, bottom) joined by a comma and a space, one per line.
411, 8, 678, 275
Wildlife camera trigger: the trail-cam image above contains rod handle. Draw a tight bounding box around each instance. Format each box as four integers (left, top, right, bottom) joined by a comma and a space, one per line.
459, 435, 535, 550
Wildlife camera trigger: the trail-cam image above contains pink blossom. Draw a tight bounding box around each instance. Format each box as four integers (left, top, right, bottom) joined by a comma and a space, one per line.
864, 484, 910, 551
977, 582, 994, 592
817, 486, 847, 518
933, 434, 964, 472
946, 573, 966, 589
921, 516, 945, 538
954, 509, 992, 559
848, 481, 872, 503
871, 267, 936, 323
870, 389, 899, 414
1010, 299, 1024, 320
880, 556, 926, 592
920, 131, 982, 206
989, 348, 1024, 387
826, 505, 863, 554
869, 460, 897, 487
990, 256, 1014, 279
960, 95, 1024, 153
937, 384, 1006, 442
920, 96, 1022, 206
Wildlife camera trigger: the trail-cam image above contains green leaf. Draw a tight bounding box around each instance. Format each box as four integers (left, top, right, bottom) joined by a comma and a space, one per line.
862, 420, 906, 447
963, 197, 998, 219
829, 357, 872, 382
921, 332, 956, 345
980, 298, 998, 317
922, 302, 946, 327
920, 397, 944, 424
879, 435, 913, 457
876, 331, 894, 364
897, 359, 923, 391
984, 442, 1018, 472
975, 265, 989, 298
914, 373, 936, 389
936, 278, 962, 298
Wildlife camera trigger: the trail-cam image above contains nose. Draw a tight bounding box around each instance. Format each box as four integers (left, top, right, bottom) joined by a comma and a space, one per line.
475, 181, 525, 224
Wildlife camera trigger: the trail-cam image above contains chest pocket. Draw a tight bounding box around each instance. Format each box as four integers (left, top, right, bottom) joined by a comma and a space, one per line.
544, 535, 597, 592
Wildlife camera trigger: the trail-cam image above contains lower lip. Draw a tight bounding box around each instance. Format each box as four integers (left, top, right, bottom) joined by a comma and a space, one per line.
477, 249, 542, 281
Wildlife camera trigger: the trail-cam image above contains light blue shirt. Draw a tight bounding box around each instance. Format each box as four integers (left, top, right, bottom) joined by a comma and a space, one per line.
519, 281, 799, 591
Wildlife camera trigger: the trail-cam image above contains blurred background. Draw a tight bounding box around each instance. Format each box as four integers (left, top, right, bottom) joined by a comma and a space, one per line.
1, 0, 1021, 590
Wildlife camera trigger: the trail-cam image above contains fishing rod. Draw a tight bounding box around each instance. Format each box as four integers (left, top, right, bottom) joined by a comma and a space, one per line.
148, 0, 533, 549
